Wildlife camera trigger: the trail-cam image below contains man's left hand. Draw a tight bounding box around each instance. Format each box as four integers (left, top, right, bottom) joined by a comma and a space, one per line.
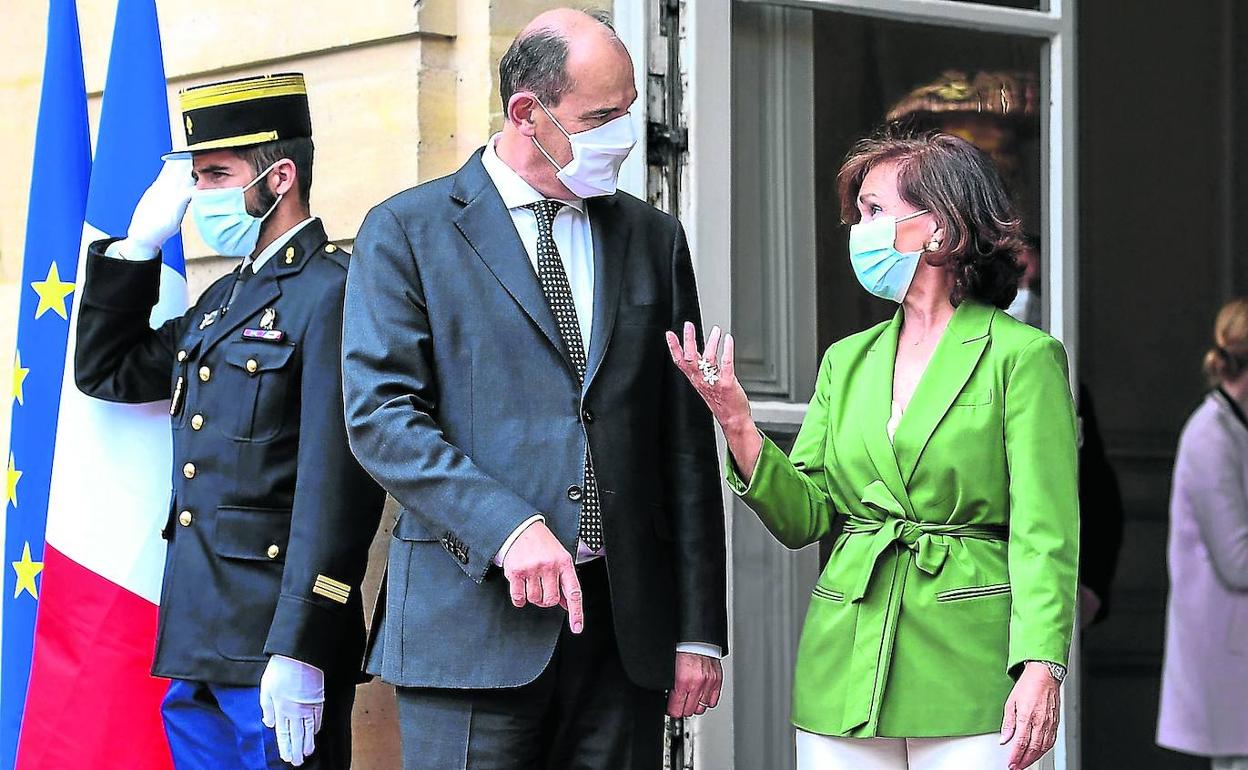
667, 652, 723, 718
260, 655, 325, 767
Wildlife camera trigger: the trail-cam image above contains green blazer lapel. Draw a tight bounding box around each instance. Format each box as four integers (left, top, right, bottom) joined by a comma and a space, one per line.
860, 310, 914, 519
893, 301, 994, 485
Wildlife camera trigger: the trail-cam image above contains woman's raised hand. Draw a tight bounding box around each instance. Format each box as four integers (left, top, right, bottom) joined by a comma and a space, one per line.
665, 322, 752, 432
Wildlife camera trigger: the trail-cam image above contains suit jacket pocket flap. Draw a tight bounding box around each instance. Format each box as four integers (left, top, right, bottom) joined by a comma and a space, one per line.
214, 506, 291, 561
223, 341, 296, 372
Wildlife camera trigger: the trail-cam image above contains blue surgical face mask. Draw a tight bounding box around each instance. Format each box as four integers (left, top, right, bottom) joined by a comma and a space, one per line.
190, 161, 283, 258
847, 209, 930, 303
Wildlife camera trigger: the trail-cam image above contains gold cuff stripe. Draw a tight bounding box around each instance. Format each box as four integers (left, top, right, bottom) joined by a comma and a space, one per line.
313, 575, 351, 605
313, 580, 350, 596
313, 586, 350, 604
180, 79, 307, 111
183, 131, 280, 152
315, 574, 351, 592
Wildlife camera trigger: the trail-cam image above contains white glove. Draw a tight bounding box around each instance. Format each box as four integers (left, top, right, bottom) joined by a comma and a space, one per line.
117, 158, 195, 261
260, 654, 325, 767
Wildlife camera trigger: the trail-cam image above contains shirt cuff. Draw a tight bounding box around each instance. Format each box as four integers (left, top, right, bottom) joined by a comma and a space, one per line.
677, 642, 724, 659
104, 238, 158, 262
493, 514, 545, 567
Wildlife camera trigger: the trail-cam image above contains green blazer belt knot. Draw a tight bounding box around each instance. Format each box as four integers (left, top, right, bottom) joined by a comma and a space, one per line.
846, 478, 1008, 602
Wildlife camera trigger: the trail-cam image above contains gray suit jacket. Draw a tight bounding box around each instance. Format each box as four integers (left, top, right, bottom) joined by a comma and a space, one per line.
342, 151, 728, 691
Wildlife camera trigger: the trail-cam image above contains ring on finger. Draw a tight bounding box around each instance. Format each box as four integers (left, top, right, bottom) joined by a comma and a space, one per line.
697, 358, 721, 385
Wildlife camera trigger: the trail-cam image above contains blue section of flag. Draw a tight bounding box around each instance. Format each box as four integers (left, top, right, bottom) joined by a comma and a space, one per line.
86, 0, 185, 276
0, 0, 91, 766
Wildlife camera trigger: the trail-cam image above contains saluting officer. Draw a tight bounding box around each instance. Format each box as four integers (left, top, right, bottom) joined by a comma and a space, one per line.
74, 74, 385, 769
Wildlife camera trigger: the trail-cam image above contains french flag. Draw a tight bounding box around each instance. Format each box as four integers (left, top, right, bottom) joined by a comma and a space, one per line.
3, 1, 184, 767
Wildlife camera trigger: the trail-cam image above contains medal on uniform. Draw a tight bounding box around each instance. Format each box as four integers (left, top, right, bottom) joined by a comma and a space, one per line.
244, 307, 285, 342
199, 309, 219, 330
170, 375, 185, 416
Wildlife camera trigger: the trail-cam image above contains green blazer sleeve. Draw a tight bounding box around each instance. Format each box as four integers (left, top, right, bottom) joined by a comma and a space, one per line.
1004, 336, 1081, 673
726, 348, 837, 549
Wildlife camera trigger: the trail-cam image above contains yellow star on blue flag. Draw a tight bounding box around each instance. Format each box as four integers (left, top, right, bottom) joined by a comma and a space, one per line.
11, 350, 29, 407
31, 261, 75, 320
11, 543, 43, 600
5, 453, 19, 509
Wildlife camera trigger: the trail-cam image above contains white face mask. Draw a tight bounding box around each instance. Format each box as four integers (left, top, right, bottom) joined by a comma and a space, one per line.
532, 98, 636, 199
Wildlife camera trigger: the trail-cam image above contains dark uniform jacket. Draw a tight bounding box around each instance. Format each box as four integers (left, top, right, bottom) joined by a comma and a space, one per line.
343, 152, 729, 692
75, 219, 385, 686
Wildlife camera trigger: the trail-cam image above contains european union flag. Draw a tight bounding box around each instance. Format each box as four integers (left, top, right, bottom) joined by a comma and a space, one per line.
0, 1, 91, 767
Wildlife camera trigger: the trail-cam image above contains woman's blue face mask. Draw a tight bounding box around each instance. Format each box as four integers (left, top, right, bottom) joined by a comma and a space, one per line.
847, 209, 929, 303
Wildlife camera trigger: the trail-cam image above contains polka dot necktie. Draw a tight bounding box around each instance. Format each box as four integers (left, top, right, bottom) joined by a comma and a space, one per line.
525, 199, 603, 551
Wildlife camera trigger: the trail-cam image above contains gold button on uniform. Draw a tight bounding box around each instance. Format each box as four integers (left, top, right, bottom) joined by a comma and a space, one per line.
246, 359, 259, 374
267, 544, 280, 559
177, 350, 188, 362
179, 510, 193, 526
198, 366, 211, 382
183, 462, 196, 479
325, 244, 338, 253
190, 414, 204, 430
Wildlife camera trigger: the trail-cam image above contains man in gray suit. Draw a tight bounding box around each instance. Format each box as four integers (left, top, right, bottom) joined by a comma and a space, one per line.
341, 8, 728, 769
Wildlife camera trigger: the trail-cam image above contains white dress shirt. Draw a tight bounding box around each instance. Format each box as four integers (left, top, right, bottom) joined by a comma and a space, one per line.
481, 136, 720, 659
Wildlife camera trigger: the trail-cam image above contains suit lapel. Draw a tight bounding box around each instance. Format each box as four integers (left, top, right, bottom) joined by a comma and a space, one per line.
892, 301, 994, 485
582, 196, 628, 392
451, 154, 576, 378
860, 311, 914, 519
199, 267, 282, 357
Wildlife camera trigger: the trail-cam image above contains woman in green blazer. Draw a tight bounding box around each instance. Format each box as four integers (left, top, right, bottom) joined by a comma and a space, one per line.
667, 131, 1078, 770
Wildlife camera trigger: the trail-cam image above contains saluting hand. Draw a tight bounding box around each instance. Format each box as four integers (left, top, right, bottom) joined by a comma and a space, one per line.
502, 521, 584, 634
122, 158, 195, 260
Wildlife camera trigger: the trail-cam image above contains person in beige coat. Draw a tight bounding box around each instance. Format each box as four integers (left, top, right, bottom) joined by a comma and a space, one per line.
1158, 297, 1248, 769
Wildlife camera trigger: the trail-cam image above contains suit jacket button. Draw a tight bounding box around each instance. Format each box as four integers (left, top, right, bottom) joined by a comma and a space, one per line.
190, 414, 204, 431
246, 358, 259, 374
198, 366, 211, 382
183, 462, 196, 479
267, 544, 280, 559
568, 485, 583, 502
178, 510, 193, 526
177, 350, 188, 362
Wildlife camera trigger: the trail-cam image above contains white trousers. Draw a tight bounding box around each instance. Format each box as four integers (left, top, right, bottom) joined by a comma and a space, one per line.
796, 730, 1012, 770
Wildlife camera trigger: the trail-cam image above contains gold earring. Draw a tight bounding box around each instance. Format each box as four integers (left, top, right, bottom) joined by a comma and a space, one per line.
925, 237, 941, 252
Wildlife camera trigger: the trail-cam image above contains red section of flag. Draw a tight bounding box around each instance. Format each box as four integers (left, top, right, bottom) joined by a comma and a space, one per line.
16, 545, 172, 770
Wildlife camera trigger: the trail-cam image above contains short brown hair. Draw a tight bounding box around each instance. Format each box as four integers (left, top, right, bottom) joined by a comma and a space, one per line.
1204, 298, 1248, 386
836, 128, 1025, 308
236, 136, 314, 207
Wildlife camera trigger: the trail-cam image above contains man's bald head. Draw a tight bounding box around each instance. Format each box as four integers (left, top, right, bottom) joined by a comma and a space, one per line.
498, 8, 629, 111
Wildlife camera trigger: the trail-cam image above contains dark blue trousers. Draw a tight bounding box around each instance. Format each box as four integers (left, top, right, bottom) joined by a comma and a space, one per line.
161, 679, 355, 770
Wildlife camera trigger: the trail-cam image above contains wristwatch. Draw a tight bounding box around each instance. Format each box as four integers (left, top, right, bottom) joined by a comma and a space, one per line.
1028, 660, 1067, 683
